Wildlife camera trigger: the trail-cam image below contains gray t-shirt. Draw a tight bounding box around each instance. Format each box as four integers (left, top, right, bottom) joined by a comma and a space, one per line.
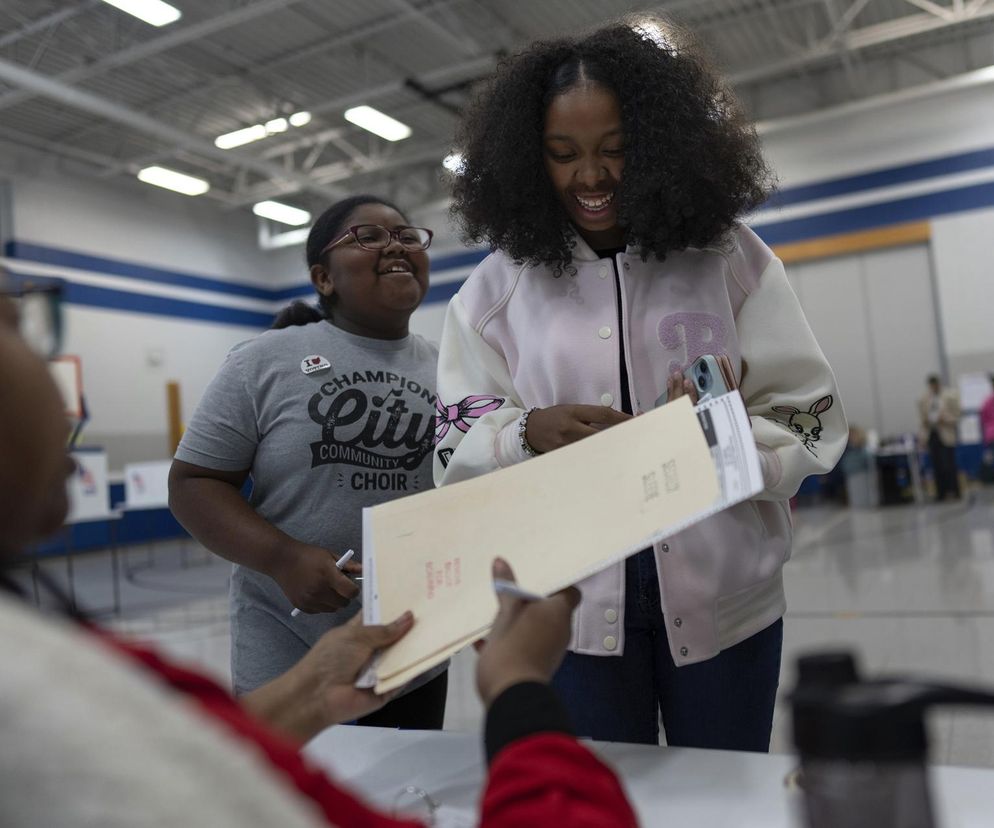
175, 321, 439, 693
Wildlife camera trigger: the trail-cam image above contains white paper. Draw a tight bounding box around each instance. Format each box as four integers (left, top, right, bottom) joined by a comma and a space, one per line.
361, 392, 763, 693
66, 449, 110, 522
122, 460, 172, 508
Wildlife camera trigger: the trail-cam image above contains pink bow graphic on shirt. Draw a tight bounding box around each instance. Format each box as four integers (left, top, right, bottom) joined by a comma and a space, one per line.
434, 395, 505, 443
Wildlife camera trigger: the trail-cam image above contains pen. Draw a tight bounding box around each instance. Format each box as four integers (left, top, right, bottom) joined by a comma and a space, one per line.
492, 578, 543, 602
290, 548, 356, 618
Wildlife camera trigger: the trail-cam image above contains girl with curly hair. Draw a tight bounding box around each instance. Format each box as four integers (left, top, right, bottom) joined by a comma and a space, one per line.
433, 17, 847, 750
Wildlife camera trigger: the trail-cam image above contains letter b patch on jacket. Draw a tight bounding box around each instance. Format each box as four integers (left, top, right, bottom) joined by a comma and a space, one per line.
657, 312, 729, 375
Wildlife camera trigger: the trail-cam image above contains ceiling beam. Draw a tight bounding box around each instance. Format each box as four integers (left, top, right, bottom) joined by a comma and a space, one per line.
98, 49, 489, 183
385, 0, 479, 56
730, 1, 994, 85
825, 0, 875, 42
227, 141, 452, 207
35, 0, 470, 155
903, 0, 956, 20
0, 55, 345, 202
756, 60, 994, 134
0, 123, 119, 171
0, 0, 311, 114
0, 2, 97, 50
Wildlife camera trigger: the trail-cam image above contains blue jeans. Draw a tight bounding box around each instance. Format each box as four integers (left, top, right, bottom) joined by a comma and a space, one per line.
551, 549, 783, 750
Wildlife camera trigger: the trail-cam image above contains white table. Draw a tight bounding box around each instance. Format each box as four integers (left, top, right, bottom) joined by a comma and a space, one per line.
305, 725, 994, 826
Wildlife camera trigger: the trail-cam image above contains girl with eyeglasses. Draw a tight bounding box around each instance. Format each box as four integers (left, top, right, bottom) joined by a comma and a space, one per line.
435, 18, 847, 750
170, 195, 448, 728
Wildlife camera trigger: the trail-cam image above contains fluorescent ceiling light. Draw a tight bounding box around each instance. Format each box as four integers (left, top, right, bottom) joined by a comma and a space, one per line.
137, 166, 210, 196
442, 153, 466, 174
99, 0, 181, 27
216, 114, 311, 149
253, 200, 312, 227
215, 124, 268, 149
344, 106, 412, 142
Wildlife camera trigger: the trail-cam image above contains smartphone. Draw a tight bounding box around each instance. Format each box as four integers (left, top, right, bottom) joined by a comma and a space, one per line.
654, 354, 735, 408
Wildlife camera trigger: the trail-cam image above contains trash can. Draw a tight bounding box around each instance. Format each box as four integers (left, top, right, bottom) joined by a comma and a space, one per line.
841, 446, 876, 508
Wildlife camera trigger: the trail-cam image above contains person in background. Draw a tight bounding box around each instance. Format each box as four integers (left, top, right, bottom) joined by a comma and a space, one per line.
435, 16, 846, 751
0, 280, 638, 827
169, 195, 447, 727
918, 374, 962, 501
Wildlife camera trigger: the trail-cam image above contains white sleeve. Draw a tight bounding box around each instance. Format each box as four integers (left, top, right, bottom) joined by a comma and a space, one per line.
433, 295, 529, 486
735, 257, 848, 501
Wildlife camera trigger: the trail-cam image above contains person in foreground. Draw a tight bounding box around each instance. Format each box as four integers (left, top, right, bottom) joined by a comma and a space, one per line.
0, 284, 637, 826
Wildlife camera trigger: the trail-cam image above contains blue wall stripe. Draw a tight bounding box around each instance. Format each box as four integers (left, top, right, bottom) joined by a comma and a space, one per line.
269, 277, 469, 310
63, 282, 273, 328
273, 284, 314, 300
4, 240, 492, 304
767, 146, 994, 209
5, 240, 276, 301
753, 179, 994, 245
425, 279, 464, 305
431, 248, 489, 272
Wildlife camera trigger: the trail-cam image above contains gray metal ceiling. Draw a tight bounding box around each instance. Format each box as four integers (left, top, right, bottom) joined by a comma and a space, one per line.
1, 0, 992, 221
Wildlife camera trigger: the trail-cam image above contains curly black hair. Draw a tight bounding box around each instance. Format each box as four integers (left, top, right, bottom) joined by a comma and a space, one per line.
272, 194, 405, 326
451, 16, 774, 274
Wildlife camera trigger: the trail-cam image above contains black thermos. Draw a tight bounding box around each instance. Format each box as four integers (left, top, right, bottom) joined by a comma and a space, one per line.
791, 651, 994, 828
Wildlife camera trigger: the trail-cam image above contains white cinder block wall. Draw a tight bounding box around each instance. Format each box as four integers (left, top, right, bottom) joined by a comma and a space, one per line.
757, 80, 994, 381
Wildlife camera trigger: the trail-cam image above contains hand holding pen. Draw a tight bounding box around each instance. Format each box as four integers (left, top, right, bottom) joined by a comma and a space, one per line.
274, 543, 361, 617
291, 549, 358, 617
476, 559, 581, 706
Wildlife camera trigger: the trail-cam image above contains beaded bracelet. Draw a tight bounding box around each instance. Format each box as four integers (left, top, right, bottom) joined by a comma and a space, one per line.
518, 407, 539, 458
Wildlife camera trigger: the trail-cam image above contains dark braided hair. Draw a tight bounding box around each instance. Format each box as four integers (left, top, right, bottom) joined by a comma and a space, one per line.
272, 194, 405, 327
451, 16, 774, 275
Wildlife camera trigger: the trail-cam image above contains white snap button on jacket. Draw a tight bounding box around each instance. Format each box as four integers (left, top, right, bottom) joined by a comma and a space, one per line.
598, 326, 612, 339
598, 264, 609, 278
600, 393, 614, 406
603, 635, 618, 651
604, 608, 618, 624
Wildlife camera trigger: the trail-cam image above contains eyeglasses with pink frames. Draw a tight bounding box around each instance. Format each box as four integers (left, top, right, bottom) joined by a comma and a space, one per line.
320, 224, 433, 256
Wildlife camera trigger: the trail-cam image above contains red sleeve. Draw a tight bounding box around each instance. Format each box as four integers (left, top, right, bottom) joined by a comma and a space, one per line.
93, 630, 422, 828
481, 733, 639, 827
